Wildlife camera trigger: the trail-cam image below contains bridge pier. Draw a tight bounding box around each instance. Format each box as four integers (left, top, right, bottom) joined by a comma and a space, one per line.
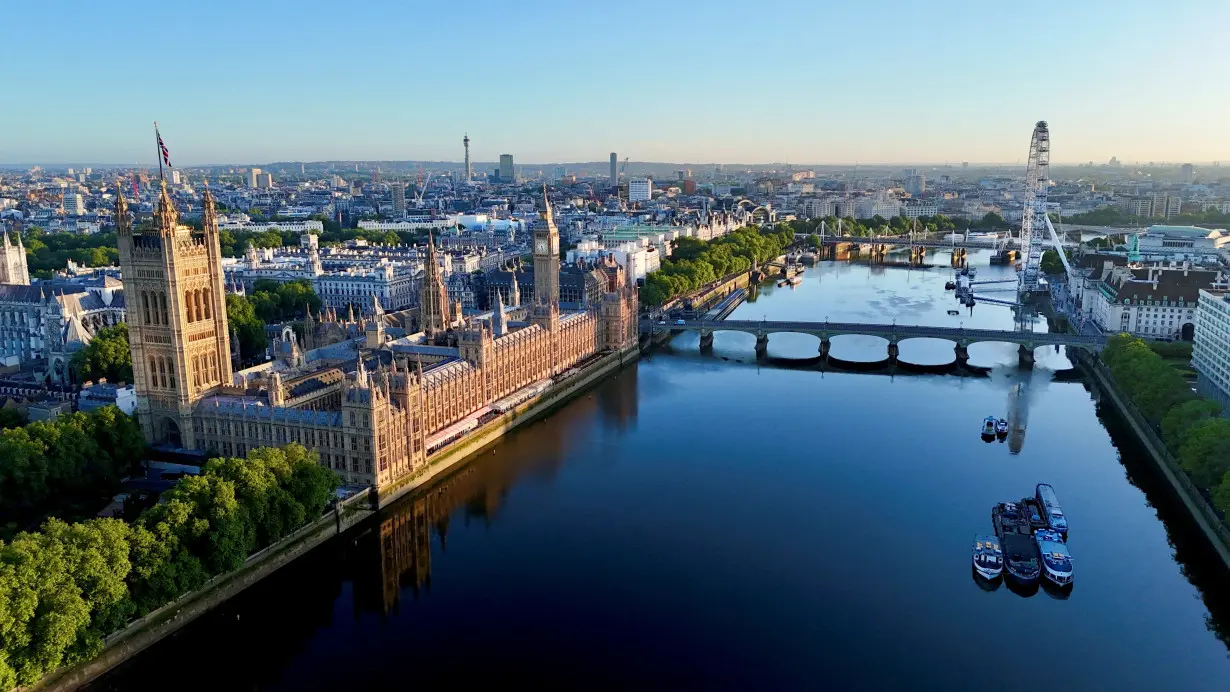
1018, 344, 1035, 369
699, 331, 714, 351
954, 343, 969, 367
755, 334, 769, 357
887, 341, 899, 364
818, 338, 831, 360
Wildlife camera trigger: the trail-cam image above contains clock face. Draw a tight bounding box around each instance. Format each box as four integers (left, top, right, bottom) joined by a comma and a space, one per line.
536, 239, 547, 254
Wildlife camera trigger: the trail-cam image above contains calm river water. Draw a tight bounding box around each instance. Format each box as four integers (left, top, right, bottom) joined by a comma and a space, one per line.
92, 250, 1230, 691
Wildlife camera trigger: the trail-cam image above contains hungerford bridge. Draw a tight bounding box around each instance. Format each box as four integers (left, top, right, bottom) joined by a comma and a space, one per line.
641, 318, 1114, 368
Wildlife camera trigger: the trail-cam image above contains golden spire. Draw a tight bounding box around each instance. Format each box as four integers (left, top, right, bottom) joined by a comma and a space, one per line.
154, 180, 178, 235
202, 184, 217, 234
114, 183, 131, 235
541, 184, 554, 225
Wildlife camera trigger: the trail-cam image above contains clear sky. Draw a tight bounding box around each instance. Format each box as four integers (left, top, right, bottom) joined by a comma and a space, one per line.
3, 0, 1229, 166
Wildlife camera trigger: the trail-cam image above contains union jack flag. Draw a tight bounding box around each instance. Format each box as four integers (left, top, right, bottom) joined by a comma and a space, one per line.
155, 123, 172, 168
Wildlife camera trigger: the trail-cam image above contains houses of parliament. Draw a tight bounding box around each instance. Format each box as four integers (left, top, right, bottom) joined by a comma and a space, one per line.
117, 181, 638, 490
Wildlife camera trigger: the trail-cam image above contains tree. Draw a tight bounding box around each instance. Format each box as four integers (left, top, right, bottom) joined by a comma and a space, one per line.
0, 409, 24, 430
806, 233, 821, 249
71, 324, 133, 384
1161, 399, 1222, 452
1040, 249, 1066, 275
226, 294, 268, 362
1215, 472, 1230, 521
1178, 418, 1230, 490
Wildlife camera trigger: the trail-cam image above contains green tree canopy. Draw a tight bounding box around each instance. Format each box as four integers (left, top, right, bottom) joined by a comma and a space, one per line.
70, 324, 133, 384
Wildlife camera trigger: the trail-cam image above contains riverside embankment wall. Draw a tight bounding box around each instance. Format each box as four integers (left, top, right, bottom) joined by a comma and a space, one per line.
34, 489, 377, 691
1078, 350, 1230, 570
33, 343, 642, 690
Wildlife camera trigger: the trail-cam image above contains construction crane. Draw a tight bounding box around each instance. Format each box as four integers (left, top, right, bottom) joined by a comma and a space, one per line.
414, 171, 432, 207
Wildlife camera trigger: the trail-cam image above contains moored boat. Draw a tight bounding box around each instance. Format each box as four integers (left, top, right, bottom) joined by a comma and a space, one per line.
1000, 533, 1041, 584
995, 418, 1008, 437
992, 502, 1040, 583
1035, 483, 1069, 537
973, 535, 1003, 580
1021, 498, 1047, 532
981, 416, 996, 438
1035, 529, 1073, 586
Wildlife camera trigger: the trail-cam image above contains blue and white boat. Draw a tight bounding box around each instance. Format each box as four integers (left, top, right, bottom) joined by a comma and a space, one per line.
973, 535, 1003, 580
1035, 529, 1073, 586
981, 416, 997, 438
1035, 483, 1069, 537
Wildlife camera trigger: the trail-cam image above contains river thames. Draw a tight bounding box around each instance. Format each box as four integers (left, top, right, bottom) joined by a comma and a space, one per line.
91, 250, 1230, 691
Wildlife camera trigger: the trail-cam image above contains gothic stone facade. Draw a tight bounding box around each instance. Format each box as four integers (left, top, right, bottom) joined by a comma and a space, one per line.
121, 185, 638, 488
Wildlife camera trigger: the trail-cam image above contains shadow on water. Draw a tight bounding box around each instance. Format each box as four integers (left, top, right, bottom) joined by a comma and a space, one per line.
88, 373, 642, 691
971, 568, 1002, 593
1091, 383, 1230, 649
86, 358, 1230, 690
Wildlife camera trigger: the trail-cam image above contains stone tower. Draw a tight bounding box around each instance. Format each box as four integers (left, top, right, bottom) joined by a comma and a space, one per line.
117, 182, 232, 448
0, 230, 30, 285
419, 231, 450, 337
531, 186, 560, 331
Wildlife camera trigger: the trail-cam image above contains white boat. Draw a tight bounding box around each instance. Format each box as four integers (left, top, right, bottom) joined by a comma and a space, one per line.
973, 535, 1003, 579
995, 419, 1008, 437
1035, 529, 1073, 586
981, 416, 997, 437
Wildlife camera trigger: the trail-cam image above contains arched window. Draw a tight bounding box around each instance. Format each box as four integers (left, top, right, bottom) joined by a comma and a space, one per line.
159, 292, 169, 325
186, 290, 196, 322
142, 292, 151, 324
193, 290, 203, 322
166, 357, 176, 389
193, 356, 201, 387
157, 357, 166, 388
203, 287, 212, 319
149, 356, 158, 387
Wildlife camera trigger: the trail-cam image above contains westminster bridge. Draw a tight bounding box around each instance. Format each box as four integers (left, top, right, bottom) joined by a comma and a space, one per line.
641, 318, 1111, 367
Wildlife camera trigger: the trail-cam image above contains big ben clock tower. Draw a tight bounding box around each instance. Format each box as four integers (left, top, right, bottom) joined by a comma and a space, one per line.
532, 186, 560, 329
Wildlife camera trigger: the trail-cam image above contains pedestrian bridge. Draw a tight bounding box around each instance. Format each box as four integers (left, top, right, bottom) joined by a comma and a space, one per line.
641, 318, 1110, 366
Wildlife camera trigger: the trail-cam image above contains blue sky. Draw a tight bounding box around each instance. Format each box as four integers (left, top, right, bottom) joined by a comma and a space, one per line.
3, 0, 1228, 166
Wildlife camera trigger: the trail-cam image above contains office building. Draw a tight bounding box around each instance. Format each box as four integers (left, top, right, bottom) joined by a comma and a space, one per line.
499, 154, 514, 183
905, 173, 926, 196
628, 178, 652, 203
248, 168, 262, 188
257, 172, 274, 189
392, 183, 406, 216
1180, 163, 1194, 183
610, 153, 618, 191
1193, 289, 1230, 408
63, 192, 85, 216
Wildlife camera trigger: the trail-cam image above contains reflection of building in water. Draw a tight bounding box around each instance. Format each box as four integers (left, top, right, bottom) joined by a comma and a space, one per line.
1007, 381, 1029, 455
598, 364, 639, 432
373, 370, 640, 613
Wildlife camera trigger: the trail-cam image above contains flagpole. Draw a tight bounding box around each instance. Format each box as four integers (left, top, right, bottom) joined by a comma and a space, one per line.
154, 121, 164, 182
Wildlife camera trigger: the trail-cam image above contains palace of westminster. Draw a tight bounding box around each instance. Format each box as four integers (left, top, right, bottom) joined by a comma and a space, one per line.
116, 181, 638, 489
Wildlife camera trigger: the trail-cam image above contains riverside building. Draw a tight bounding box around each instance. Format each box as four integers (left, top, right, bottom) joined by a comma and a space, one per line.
118, 184, 639, 490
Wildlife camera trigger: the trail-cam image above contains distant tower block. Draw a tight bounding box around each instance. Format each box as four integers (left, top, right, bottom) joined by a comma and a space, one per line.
610, 152, 618, 192
464, 133, 472, 182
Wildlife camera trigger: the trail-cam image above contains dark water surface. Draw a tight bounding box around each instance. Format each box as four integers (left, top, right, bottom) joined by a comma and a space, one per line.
92, 254, 1229, 691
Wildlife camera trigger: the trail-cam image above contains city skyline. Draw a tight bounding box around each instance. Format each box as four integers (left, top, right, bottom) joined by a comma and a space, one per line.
3, 0, 1230, 165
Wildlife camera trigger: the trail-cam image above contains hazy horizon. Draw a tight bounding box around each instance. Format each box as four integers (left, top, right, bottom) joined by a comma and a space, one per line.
4, 0, 1228, 166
